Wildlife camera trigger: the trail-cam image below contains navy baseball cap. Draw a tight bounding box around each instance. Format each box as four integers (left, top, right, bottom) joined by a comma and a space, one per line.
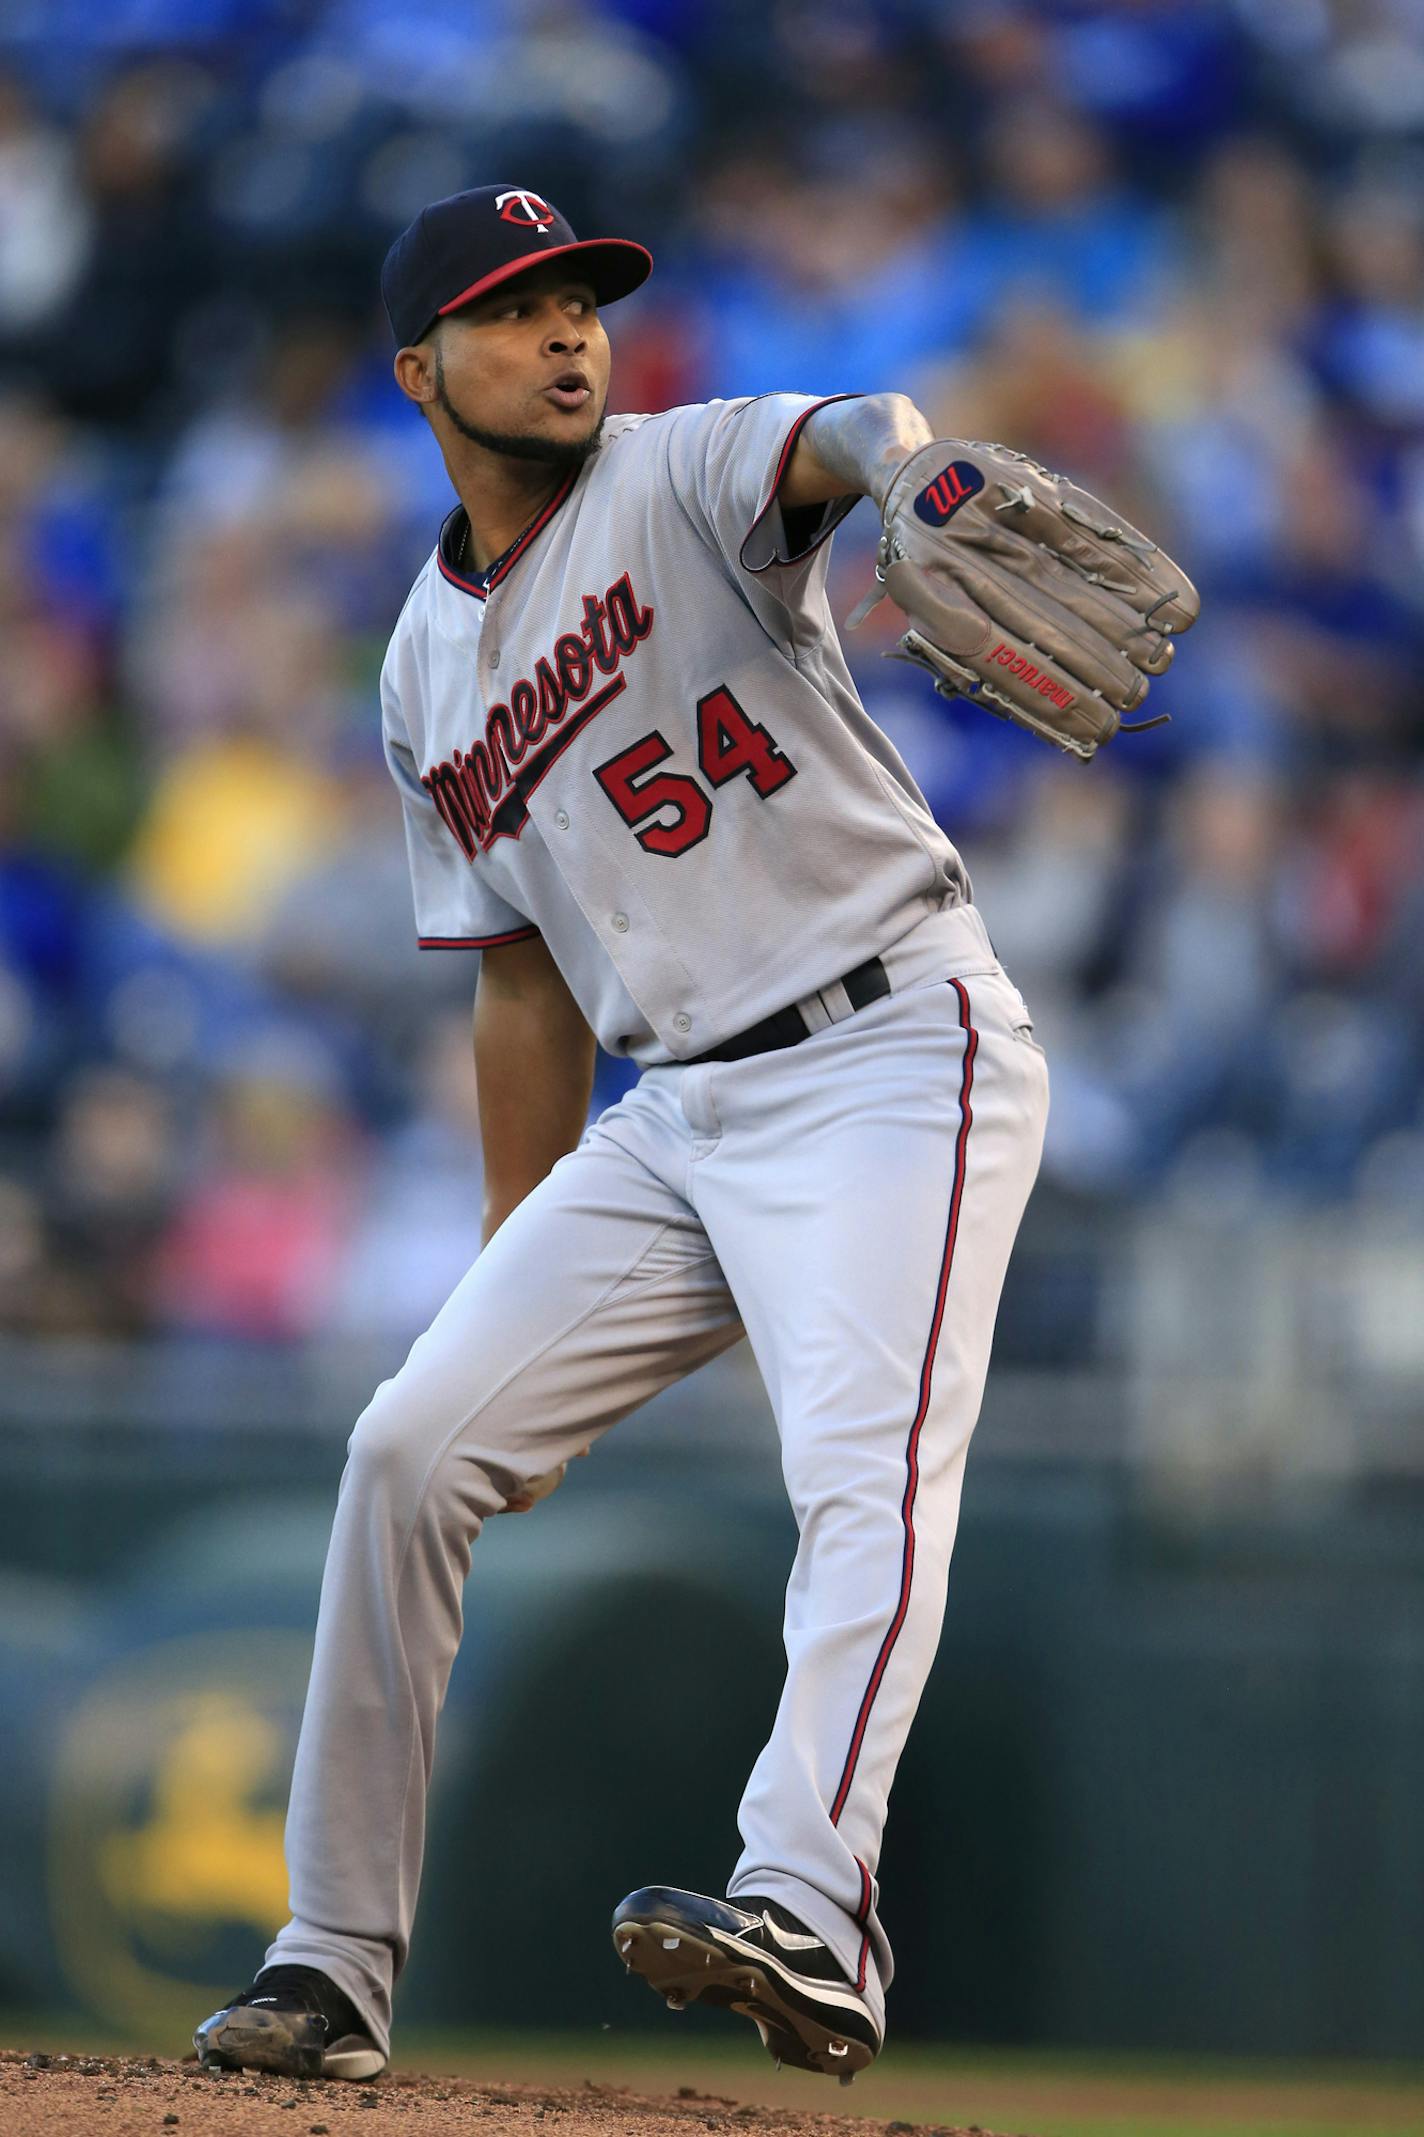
381, 184, 653, 347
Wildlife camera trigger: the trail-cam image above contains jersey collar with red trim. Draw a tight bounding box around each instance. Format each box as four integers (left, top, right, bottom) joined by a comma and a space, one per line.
436, 471, 578, 602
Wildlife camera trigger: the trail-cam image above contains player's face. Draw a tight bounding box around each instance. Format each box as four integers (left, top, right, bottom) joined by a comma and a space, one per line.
428, 266, 611, 465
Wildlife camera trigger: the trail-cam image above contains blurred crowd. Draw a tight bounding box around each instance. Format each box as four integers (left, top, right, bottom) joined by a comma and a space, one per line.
3, 0, 1424, 1347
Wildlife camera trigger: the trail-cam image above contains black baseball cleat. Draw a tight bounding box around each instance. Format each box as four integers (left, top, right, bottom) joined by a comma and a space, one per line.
611, 1885, 882, 2081
193, 1963, 386, 2080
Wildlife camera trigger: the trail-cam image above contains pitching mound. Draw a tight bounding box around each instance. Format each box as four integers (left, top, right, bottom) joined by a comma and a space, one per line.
0, 2049, 1036, 2136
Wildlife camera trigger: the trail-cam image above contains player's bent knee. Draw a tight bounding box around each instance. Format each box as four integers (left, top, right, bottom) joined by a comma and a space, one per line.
343, 1399, 415, 1507
345, 1371, 530, 1519
345, 1374, 461, 1496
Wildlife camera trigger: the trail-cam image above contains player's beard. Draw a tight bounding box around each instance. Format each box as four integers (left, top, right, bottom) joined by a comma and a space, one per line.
434, 348, 605, 469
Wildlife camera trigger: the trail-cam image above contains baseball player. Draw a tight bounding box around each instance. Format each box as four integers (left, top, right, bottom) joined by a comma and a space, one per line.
194, 185, 1194, 2087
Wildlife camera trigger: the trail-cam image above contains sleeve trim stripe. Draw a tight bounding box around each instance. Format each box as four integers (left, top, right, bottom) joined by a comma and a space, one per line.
738, 393, 862, 573
418, 927, 540, 949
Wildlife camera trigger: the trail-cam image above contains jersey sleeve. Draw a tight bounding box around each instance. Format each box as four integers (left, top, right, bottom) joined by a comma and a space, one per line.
382, 672, 537, 952
666, 393, 864, 582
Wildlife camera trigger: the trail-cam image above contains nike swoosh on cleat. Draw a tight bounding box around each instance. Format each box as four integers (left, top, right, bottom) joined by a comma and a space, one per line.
755, 1913, 826, 1954
708, 1929, 871, 2018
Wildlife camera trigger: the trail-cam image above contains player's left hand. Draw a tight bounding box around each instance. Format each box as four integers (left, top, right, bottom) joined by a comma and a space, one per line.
501, 1445, 590, 1513
849, 438, 1200, 760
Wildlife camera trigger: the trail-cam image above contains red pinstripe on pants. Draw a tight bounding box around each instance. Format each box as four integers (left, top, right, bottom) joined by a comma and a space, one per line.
829, 977, 977, 1991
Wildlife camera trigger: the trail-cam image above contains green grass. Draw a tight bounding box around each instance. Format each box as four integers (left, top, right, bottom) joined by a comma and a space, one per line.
1039, 2123, 1416, 2137
2, 2014, 1420, 2137
1041, 2126, 1412, 2137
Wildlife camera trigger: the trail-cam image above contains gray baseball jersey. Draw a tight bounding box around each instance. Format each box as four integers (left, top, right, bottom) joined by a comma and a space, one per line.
381, 392, 991, 1061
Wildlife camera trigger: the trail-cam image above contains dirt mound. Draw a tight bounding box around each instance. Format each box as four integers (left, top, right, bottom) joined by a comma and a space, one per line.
0, 2048, 1036, 2136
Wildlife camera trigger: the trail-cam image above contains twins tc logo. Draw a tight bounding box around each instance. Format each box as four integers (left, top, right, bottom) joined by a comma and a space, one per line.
913, 460, 985, 526
496, 189, 555, 232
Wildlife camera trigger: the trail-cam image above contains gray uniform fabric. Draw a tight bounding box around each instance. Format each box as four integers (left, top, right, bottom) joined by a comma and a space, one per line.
381, 394, 976, 1063
265, 393, 1048, 2057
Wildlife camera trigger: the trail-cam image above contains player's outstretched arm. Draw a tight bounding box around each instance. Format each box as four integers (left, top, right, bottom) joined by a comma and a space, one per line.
779, 392, 934, 512
474, 931, 596, 1247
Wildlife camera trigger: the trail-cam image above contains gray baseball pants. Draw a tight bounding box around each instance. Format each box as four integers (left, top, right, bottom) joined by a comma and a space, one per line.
265, 962, 1048, 2055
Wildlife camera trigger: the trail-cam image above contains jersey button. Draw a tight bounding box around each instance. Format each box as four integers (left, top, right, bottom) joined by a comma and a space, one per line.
611, 912, 630, 933
488, 650, 500, 669
554, 809, 570, 830
673, 1013, 692, 1034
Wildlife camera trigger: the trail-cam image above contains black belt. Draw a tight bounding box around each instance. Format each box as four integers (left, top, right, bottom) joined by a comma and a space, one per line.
688, 956, 891, 1065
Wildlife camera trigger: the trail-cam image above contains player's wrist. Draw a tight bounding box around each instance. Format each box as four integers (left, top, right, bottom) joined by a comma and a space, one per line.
870, 397, 935, 508
801, 392, 933, 511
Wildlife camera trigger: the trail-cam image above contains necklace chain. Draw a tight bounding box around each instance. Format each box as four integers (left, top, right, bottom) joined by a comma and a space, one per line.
457, 482, 564, 583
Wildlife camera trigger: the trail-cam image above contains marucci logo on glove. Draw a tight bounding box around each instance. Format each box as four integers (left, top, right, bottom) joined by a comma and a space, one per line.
913, 461, 985, 526
987, 642, 1077, 712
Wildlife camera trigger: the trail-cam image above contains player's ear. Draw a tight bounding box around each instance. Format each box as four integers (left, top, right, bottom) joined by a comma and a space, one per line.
394, 338, 437, 407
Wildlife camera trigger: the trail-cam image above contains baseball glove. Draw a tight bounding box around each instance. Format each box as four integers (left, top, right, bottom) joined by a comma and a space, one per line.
849, 440, 1200, 760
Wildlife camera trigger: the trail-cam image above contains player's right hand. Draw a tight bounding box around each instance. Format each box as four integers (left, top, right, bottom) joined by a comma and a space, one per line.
501, 1445, 590, 1513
